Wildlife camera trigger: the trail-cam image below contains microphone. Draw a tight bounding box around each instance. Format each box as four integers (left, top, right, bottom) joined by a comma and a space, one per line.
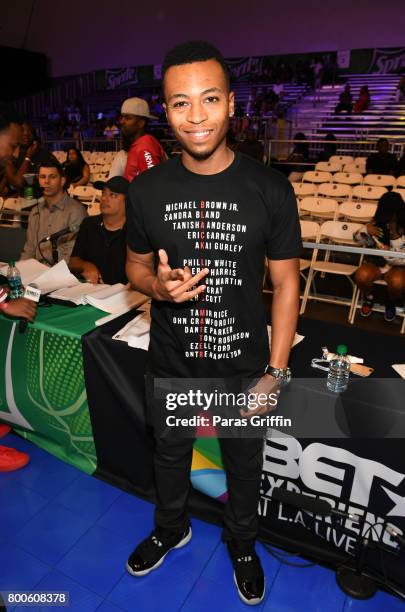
271, 488, 360, 521
39, 223, 80, 244
386, 524, 405, 547
18, 283, 41, 333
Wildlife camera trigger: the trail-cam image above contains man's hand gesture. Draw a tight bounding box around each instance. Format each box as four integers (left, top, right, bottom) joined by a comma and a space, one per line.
154, 249, 208, 303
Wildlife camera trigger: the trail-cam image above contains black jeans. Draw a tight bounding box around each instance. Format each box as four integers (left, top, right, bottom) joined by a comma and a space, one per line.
146, 376, 265, 543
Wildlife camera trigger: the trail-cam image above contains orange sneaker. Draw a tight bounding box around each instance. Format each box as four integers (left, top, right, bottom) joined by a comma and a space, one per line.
0, 424, 11, 438
0, 445, 30, 472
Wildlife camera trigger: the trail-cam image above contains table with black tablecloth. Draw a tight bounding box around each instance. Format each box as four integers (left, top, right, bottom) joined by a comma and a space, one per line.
82, 313, 405, 592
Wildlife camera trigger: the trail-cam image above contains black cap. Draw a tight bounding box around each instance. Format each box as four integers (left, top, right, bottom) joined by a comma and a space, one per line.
93, 176, 129, 195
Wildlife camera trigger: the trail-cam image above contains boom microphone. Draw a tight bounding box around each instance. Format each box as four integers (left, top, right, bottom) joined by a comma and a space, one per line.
39, 223, 80, 243
271, 488, 360, 521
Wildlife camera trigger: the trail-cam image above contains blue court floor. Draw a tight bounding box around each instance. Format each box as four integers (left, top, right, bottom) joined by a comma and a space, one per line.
0, 433, 404, 612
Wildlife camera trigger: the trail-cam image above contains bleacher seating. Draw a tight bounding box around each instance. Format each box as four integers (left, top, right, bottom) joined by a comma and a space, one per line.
290, 73, 404, 139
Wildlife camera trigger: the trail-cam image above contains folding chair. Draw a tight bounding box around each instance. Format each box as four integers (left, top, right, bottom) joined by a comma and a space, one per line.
338, 201, 377, 223
86, 201, 101, 216
395, 176, 405, 189
2, 197, 21, 209
1, 198, 23, 226
300, 220, 363, 319
53, 151, 65, 162
363, 174, 396, 188
72, 185, 96, 202
299, 197, 338, 221
299, 219, 320, 279
315, 162, 341, 173
92, 173, 108, 182
352, 185, 387, 202
318, 182, 352, 201
343, 162, 366, 174
92, 152, 105, 165
292, 182, 317, 199
88, 152, 100, 164
303, 171, 332, 184
330, 155, 354, 165
333, 172, 363, 186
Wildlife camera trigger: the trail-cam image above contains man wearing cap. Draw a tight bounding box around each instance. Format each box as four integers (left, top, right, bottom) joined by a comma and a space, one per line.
69, 176, 129, 284
120, 97, 167, 182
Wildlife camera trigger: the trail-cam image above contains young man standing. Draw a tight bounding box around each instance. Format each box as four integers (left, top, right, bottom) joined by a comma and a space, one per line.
125, 41, 301, 605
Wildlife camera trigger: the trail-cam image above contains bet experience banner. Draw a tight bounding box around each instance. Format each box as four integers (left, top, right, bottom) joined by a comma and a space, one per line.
192, 432, 405, 587
0, 319, 97, 474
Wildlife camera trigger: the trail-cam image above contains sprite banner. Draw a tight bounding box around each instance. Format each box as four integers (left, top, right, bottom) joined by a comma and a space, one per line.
0, 306, 101, 474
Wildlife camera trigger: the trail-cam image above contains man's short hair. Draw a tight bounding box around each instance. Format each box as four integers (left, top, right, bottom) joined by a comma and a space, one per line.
0, 106, 23, 133
38, 155, 65, 176
162, 40, 230, 90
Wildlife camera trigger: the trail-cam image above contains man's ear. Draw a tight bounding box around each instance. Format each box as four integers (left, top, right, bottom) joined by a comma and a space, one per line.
61, 175, 66, 188
229, 91, 235, 117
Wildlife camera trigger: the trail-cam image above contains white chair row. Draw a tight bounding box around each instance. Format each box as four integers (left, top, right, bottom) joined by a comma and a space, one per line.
91, 172, 109, 182
293, 181, 405, 204
315, 161, 366, 174
299, 198, 377, 222
302, 171, 405, 188
83, 151, 116, 164
293, 181, 391, 202
51, 151, 116, 164
329, 155, 367, 165
89, 163, 112, 173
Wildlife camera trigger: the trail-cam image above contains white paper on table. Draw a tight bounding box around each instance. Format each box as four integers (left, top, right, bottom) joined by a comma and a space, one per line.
0, 259, 49, 286
94, 298, 150, 326
392, 364, 405, 379
267, 325, 304, 348
85, 285, 147, 314
31, 260, 79, 294
112, 311, 151, 350
49, 283, 107, 305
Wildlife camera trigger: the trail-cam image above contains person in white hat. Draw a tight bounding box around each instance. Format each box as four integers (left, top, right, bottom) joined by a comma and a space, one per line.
120, 97, 167, 182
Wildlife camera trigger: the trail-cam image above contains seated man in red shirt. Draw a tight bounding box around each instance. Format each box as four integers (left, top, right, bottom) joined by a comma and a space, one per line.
120, 97, 167, 181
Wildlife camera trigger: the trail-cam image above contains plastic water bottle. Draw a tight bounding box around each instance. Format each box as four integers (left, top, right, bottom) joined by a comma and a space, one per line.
23, 185, 34, 199
7, 261, 24, 299
327, 344, 350, 393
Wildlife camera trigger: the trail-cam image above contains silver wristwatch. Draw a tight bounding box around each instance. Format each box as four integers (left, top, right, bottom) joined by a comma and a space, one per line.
264, 365, 292, 385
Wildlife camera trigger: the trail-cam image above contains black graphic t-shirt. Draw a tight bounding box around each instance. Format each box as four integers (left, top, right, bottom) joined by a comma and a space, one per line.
126, 153, 302, 378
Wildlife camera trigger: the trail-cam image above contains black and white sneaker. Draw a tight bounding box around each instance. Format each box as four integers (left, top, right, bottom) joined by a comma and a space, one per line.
126, 526, 192, 577
228, 541, 265, 606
